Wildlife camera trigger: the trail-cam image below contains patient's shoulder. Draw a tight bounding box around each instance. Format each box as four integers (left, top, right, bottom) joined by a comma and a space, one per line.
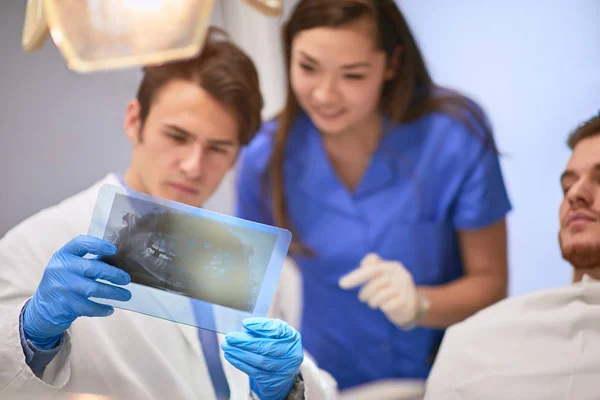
445, 282, 600, 344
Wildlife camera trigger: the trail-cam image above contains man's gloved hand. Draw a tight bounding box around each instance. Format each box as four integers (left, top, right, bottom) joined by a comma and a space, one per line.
23, 235, 132, 349
222, 318, 303, 400
339, 253, 421, 327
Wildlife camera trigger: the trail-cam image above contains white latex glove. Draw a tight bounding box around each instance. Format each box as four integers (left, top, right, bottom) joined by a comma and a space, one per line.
339, 253, 420, 327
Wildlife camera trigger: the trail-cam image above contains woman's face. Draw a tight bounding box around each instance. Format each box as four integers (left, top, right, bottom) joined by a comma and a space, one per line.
290, 17, 395, 137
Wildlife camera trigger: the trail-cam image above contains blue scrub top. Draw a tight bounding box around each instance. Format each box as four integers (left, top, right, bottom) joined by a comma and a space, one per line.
235, 110, 512, 390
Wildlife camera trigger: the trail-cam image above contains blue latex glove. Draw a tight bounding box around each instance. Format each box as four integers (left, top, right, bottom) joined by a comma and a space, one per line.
222, 318, 303, 400
23, 235, 132, 350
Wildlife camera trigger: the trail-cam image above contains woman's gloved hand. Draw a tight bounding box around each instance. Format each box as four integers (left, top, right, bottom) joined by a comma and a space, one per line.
23, 235, 132, 349
222, 318, 303, 400
339, 253, 422, 328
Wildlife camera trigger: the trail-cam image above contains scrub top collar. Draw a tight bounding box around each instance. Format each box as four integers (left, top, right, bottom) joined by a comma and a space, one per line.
286, 112, 400, 217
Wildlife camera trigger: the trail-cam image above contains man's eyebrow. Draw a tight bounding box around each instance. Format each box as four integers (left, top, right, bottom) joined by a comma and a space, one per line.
561, 164, 600, 182
163, 124, 195, 138
560, 170, 576, 184
163, 125, 237, 146
206, 139, 236, 147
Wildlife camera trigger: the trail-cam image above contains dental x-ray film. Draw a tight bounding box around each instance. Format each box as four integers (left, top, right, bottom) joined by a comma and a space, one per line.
87, 184, 291, 333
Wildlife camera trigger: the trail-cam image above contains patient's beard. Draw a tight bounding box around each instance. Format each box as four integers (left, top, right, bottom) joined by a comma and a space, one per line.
559, 235, 600, 281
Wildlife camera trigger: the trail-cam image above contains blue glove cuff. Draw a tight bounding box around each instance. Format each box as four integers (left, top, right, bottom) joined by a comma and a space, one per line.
22, 299, 62, 350
250, 373, 303, 400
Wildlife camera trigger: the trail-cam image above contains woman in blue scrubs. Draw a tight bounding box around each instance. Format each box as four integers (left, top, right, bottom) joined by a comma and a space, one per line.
235, 0, 511, 391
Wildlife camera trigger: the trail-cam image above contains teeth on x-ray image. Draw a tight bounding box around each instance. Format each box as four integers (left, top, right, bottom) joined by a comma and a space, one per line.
101, 194, 276, 312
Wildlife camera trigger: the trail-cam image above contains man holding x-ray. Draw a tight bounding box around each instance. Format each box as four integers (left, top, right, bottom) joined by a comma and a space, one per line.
0, 13, 336, 400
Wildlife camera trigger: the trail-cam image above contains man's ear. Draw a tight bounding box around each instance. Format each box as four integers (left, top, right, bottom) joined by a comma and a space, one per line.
124, 99, 142, 144
385, 45, 403, 80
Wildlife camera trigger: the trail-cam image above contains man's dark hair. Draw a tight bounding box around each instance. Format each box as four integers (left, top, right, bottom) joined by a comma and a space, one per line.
136, 26, 263, 145
567, 111, 600, 149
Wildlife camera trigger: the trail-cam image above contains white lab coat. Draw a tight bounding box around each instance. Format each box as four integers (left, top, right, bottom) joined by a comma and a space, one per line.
424, 275, 600, 400
0, 174, 337, 400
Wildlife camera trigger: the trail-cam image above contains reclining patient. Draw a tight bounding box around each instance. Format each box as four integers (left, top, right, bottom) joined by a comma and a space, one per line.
424, 112, 600, 400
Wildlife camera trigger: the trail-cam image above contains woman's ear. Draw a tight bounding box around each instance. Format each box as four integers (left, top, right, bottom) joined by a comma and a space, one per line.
124, 99, 143, 144
385, 45, 403, 80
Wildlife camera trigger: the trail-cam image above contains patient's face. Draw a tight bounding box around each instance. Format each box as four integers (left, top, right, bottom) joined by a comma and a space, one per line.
124, 80, 240, 207
559, 134, 600, 269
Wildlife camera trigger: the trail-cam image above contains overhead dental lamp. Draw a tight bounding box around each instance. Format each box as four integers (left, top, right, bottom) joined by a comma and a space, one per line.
22, 0, 282, 73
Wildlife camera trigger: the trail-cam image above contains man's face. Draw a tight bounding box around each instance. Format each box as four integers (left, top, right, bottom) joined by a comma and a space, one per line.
559, 134, 600, 269
124, 79, 239, 207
